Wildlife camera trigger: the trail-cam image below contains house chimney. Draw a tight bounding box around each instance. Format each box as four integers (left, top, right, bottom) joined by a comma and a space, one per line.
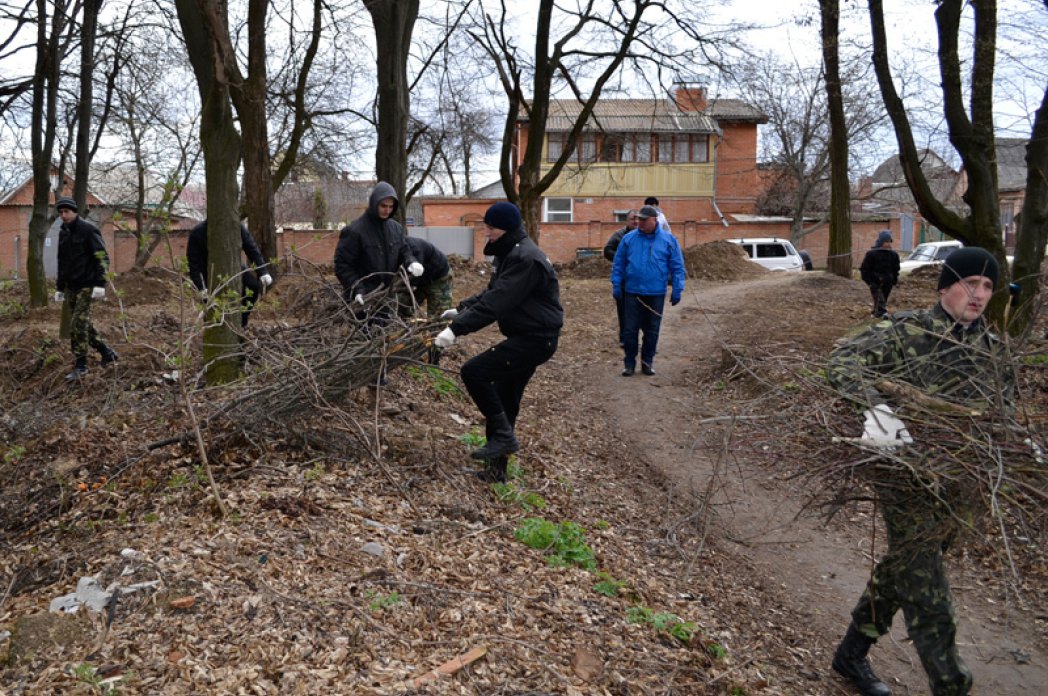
674, 82, 707, 112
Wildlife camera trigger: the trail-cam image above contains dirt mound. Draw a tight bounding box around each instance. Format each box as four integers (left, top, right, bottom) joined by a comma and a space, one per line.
555, 255, 610, 280
684, 240, 768, 281
112, 266, 181, 305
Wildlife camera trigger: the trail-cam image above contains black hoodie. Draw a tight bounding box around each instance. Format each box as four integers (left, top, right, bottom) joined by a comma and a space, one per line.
450, 227, 563, 339
334, 181, 418, 297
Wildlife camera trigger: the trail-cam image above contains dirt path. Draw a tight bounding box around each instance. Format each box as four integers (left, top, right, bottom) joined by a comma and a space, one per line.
580, 273, 1047, 695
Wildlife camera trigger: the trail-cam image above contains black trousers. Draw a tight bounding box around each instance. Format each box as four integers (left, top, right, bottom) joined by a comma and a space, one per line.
460, 335, 558, 425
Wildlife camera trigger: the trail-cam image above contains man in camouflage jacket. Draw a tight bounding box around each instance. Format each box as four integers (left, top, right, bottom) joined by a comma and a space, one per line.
826, 247, 1013, 696
54, 197, 118, 381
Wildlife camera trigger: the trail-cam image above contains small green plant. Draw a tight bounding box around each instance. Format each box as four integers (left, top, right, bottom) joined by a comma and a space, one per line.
491, 482, 546, 511
593, 519, 611, 530
626, 605, 698, 644
406, 365, 463, 399
459, 429, 486, 448
1021, 354, 1048, 365
143, 512, 159, 523
4, 444, 26, 464
71, 661, 125, 694
592, 572, 625, 597
728, 686, 747, 696
364, 589, 402, 612
304, 462, 325, 481
514, 517, 596, 570
707, 641, 728, 659
167, 471, 191, 489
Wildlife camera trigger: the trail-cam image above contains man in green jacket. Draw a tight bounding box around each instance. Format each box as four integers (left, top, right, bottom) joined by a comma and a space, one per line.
826, 247, 1014, 696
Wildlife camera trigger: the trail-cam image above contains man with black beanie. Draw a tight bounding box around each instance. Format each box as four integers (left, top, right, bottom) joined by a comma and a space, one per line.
860, 230, 900, 317
54, 197, 118, 381
825, 246, 1013, 696
432, 202, 563, 482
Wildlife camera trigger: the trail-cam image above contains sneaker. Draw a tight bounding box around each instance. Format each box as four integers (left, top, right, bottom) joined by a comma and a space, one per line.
621, 366, 635, 376
65, 365, 88, 382
641, 363, 655, 376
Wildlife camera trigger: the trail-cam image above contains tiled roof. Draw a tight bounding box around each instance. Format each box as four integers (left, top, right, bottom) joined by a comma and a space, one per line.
542, 98, 720, 133
706, 98, 767, 122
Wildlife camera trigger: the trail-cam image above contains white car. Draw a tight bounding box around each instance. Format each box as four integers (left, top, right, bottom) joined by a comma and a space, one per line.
726, 237, 805, 272
898, 240, 963, 276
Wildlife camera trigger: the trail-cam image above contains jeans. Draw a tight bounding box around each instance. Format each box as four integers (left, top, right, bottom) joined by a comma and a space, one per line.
461, 335, 558, 423
621, 293, 665, 369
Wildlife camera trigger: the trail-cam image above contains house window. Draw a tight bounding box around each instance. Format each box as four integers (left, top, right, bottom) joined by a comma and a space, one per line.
547, 133, 564, 162
691, 134, 709, 162
635, 136, 652, 162
544, 197, 573, 223
580, 134, 597, 163
657, 135, 673, 163
600, 134, 623, 162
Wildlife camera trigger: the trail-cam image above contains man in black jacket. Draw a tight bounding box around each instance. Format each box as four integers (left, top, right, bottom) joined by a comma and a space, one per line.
860, 230, 901, 318
186, 220, 273, 328
603, 209, 638, 347
54, 197, 118, 381
403, 236, 452, 319
433, 202, 563, 482
334, 181, 422, 307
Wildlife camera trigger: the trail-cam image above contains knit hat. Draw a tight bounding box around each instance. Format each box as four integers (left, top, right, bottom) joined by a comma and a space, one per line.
636, 205, 660, 219
874, 230, 892, 248
938, 247, 999, 290
483, 201, 522, 231
55, 197, 77, 212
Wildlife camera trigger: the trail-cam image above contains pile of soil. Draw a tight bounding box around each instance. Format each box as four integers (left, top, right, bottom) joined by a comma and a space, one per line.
683, 240, 768, 281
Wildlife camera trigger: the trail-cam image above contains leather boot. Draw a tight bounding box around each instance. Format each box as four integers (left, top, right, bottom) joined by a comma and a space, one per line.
98, 343, 119, 366
474, 456, 508, 483
832, 623, 892, 696
65, 356, 88, 382
470, 412, 519, 460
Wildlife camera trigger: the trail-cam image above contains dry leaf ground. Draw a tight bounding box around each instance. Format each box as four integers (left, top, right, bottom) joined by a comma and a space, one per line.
0, 244, 1044, 695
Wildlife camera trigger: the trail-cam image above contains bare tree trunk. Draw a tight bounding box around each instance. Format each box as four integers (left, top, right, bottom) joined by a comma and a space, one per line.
1009, 84, 1048, 334
234, 0, 277, 269
365, 0, 419, 220
72, 0, 100, 215
821, 0, 852, 278
27, 0, 67, 308
176, 0, 244, 385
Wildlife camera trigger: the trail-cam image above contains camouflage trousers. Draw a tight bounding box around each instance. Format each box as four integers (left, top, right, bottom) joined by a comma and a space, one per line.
398, 272, 454, 319
852, 480, 972, 696
69, 287, 104, 358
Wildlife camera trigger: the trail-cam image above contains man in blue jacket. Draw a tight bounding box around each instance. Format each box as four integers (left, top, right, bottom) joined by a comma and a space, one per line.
610, 205, 685, 376
433, 202, 563, 482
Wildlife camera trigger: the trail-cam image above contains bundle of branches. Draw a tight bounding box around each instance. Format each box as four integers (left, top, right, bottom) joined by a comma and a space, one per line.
814, 385, 1047, 568
210, 268, 445, 429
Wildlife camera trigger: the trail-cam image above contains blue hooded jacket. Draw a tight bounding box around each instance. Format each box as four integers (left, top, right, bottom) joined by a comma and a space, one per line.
610, 227, 686, 300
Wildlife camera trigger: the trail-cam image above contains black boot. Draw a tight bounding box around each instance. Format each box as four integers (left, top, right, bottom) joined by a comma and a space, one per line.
98, 343, 119, 366
65, 356, 88, 382
474, 456, 508, 483
832, 623, 892, 696
470, 412, 519, 460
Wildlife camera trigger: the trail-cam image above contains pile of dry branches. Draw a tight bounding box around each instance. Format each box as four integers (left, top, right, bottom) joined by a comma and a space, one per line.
208, 266, 445, 428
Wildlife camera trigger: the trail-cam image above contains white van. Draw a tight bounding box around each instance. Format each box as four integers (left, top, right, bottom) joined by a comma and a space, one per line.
726, 238, 805, 272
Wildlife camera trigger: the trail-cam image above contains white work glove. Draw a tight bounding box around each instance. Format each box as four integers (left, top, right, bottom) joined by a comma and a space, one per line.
54, 291, 65, 302
259, 273, 273, 287
354, 293, 365, 306
408, 262, 424, 277
861, 404, 913, 448
440, 308, 459, 320
434, 327, 456, 349
91, 286, 105, 299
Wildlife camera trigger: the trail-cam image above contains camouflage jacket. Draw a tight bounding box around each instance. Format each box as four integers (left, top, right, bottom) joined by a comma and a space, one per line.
827, 303, 1014, 415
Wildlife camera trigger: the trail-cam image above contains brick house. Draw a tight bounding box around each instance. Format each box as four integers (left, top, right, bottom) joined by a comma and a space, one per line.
0, 169, 200, 279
